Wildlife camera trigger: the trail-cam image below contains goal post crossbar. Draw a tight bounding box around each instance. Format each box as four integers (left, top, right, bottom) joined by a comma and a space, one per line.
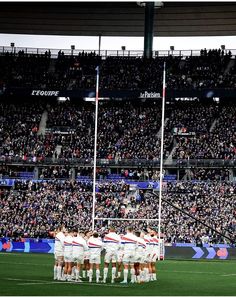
94, 217, 160, 222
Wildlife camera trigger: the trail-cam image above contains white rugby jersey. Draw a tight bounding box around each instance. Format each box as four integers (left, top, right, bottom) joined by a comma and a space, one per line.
64, 234, 73, 254
152, 235, 159, 252
103, 232, 121, 252
87, 236, 103, 256
72, 235, 88, 255
121, 232, 137, 252
144, 234, 153, 253
54, 231, 65, 253
135, 237, 146, 254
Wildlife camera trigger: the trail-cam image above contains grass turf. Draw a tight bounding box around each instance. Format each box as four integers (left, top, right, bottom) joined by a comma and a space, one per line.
0, 252, 236, 295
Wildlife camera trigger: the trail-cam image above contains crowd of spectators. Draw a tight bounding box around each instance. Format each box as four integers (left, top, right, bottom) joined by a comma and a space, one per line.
39, 166, 72, 179
1, 180, 93, 239
0, 99, 235, 164
0, 48, 235, 91
46, 100, 173, 161
1, 179, 235, 245
167, 48, 234, 90
173, 104, 236, 159
0, 101, 57, 162
0, 50, 51, 89
188, 169, 230, 181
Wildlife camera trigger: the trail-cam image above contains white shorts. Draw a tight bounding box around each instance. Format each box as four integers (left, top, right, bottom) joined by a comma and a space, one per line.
104, 251, 118, 263
122, 252, 135, 264
151, 251, 159, 262
84, 251, 90, 261
54, 251, 64, 260
117, 251, 124, 263
72, 253, 84, 264
144, 252, 152, 263
134, 252, 146, 264
64, 253, 73, 263
89, 254, 101, 264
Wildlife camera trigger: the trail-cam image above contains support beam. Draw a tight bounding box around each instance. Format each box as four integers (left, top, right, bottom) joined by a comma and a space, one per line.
144, 2, 154, 59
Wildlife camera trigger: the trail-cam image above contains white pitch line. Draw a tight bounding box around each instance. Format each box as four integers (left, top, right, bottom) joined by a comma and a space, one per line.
0, 253, 22, 256
160, 270, 221, 275
0, 261, 51, 266
5, 278, 50, 283
5, 277, 129, 288
221, 274, 236, 277
17, 281, 129, 288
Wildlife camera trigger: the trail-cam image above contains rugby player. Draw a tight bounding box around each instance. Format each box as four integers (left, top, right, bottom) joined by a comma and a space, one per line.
53, 226, 65, 280
134, 231, 146, 283
120, 226, 137, 284
63, 229, 74, 281
87, 231, 104, 283
72, 229, 88, 282
102, 226, 121, 283
143, 229, 153, 282
82, 230, 92, 278
149, 228, 159, 281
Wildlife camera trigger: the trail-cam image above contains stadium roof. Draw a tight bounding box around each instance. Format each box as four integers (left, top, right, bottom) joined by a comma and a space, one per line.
0, 1, 236, 37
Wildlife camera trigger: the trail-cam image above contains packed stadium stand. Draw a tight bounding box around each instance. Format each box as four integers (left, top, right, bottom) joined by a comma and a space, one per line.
0, 49, 235, 90
1, 179, 235, 245
0, 48, 236, 245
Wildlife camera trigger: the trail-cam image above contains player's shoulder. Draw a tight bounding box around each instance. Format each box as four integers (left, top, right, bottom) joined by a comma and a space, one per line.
56, 231, 64, 238
72, 235, 79, 242
140, 237, 146, 244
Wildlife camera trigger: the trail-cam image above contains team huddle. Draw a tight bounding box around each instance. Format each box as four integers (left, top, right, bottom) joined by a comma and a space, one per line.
53, 225, 164, 284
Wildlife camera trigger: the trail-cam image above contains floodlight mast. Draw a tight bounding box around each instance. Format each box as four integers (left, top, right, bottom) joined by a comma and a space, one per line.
92, 66, 99, 231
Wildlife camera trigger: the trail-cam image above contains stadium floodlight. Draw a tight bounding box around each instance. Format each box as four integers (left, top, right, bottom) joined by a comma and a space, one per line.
83, 97, 110, 102
71, 45, 75, 55
137, 1, 163, 8
121, 46, 126, 56
213, 97, 220, 103
10, 42, 15, 53
57, 97, 70, 102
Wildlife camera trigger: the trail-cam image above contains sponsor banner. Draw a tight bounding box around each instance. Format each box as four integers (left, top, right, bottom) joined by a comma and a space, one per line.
165, 246, 235, 260
0, 178, 160, 189
0, 179, 14, 186
139, 91, 161, 99
0, 239, 235, 260
4, 87, 236, 100
31, 90, 60, 96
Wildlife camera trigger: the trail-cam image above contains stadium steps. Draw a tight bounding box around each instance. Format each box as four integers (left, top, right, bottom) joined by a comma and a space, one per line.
48, 59, 56, 73
165, 141, 177, 165
125, 188, 139, 214
37, 111, 48, 136
179, 59, 186, 68
157, 117, 169, 138
224, 59, 235, 74
54, 145, 62, 160
210, 119, 218, 132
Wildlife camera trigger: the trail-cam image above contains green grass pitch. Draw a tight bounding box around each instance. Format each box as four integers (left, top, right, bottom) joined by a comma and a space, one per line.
0, 252, 236, 295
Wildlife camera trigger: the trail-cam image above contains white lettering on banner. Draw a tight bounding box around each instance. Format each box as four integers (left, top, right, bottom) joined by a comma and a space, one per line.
31, 90, 59, 96
139, 91, 161, 99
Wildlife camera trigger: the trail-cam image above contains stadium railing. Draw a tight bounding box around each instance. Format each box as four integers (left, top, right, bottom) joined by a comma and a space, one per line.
0, 46, 235, 58
0, 156, 235, 168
